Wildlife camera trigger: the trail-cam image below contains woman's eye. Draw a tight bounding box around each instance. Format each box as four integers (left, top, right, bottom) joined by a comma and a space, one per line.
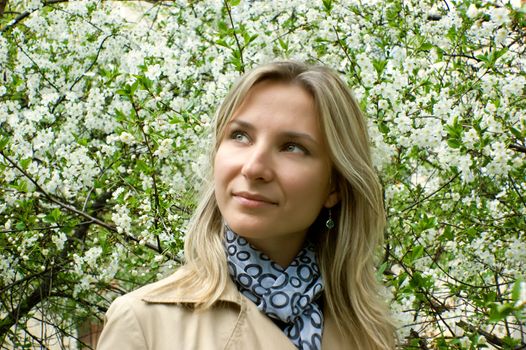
230, 131, 250, 143
283, 143, 308, 154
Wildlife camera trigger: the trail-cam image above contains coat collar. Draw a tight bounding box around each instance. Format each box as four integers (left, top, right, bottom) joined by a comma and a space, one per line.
138, 268, 345, 348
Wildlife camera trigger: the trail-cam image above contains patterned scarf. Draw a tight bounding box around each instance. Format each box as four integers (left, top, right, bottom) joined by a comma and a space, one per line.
224, 229, 324, 350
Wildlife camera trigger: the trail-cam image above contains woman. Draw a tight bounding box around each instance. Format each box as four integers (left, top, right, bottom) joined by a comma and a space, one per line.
97, 61, 396, 349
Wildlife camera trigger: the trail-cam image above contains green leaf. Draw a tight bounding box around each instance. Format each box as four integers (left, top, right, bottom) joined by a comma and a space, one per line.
493, 47, 508, 61
217, 20, 228, 33
488, 303, 515, 323
10, 180, 28, 192
445, 119, 462, 137
418, 214, 437, 231
114, 109, 127, 122
512, 278, 523, 302
372, 59, 387, 75
441, 226, 454, 240
378, 120, 390, 134
420, 42, 434, 51
138, 75, 153, 90
131, 80, 139, 95
246, 34, 258, 45
377, 261, 388, 277
77, 137, 89, 147
20, 158, 31, 170
136, 159, 150, 173
447, 138, 462, 149
412, 245, 425, 260
510, 127, 523, 139
322, 0, 333, 13
410, 271, 425, 288
216, 39, 230, 48
445, 118, 463, 148
0, 136, 9, 151
476, 54, 488, 63
50, 208, 62, 222
116, 88, 128, 96
278, 38, 288, 51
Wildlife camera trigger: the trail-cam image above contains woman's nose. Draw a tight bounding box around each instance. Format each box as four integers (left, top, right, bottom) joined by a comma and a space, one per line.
240, 145, 274, 182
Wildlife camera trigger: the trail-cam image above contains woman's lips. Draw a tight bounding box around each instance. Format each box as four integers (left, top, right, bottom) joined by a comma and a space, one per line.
232, 191, 278, 207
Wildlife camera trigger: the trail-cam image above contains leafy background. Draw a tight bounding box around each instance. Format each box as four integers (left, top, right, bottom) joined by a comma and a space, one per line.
0, 0, 525, 349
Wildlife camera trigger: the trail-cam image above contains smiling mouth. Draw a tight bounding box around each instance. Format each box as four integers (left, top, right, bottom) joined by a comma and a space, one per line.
232, 192, 278, 206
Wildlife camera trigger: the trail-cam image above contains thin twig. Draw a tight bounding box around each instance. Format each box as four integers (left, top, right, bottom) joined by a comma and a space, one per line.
332, 25, 363, 85
508, 174, 526, 209
0, 0, 69, 33
223, 0, 244, 73
393, 173, 459, 216
0, 221, 93, 234
51, 33, 115, 114
136, 109, 163, 252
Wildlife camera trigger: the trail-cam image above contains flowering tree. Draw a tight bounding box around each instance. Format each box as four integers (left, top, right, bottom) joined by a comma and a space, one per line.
0, 0, 524, 348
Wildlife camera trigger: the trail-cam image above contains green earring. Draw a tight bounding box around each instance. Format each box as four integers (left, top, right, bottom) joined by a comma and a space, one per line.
325, 209, 335, 229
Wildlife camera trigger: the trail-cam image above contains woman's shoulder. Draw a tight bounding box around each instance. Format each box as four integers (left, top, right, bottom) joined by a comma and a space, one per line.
116, 266, 196, 305
98, 268, 232, 350
115, 265, 240, 306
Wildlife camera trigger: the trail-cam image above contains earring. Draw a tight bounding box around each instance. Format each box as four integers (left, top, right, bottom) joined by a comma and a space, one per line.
325, 209, 335, 229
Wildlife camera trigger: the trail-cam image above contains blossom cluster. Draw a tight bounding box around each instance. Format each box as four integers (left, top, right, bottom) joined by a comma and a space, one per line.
0, 0, 524, 348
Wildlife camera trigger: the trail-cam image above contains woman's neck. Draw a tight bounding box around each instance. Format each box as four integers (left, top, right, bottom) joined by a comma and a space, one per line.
243, 233, 307, 268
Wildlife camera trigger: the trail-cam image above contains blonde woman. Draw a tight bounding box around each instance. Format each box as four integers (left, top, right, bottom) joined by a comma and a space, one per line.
97, 61, 395, 350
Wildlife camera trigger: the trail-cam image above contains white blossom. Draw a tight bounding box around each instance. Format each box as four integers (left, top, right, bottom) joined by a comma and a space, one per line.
119, 131, 136, 145
490, 7, 511, 26
84, 247, 103, 268
466, 4, 479, 19
112, 204, 132, 234
52, 231, 67, 250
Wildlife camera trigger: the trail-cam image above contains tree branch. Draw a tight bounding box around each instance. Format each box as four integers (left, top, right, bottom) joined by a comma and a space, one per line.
0, 150, 181, 262
0, 192, 110, 338
457, 320, 526, 350
0, 0, 69, 33
0, 270, 53, 336
0, 221, 92, 234
510, 143, 526, 154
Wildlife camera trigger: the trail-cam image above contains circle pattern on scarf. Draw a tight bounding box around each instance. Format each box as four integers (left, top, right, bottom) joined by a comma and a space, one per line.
270, 291, 289, 308
224, 228, 324, 350
246, 264, 263, 277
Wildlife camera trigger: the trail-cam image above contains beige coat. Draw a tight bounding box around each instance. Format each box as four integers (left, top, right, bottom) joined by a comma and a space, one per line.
97, 270, 346, 349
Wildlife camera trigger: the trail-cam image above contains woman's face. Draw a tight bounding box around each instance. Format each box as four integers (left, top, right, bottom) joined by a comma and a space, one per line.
214, 81, 339, 261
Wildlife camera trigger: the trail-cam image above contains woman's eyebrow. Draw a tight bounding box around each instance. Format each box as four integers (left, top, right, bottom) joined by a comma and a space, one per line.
229, 119, 254, 130
281, 131, 319, 146
229, 119, 319, 146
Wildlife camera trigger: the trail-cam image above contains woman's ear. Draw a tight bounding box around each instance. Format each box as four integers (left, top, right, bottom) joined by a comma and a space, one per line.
324, 174, 340, 208
324, 190, 340, 208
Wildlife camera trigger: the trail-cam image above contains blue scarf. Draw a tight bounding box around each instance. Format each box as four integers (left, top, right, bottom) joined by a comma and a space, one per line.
224, 229, 324, 350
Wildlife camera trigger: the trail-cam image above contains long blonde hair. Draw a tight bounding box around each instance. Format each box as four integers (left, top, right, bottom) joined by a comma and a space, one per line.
176, 61, 395, 349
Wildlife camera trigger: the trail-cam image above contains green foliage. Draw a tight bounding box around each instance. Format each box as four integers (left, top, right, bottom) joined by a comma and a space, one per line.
0, 0, 524, 349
